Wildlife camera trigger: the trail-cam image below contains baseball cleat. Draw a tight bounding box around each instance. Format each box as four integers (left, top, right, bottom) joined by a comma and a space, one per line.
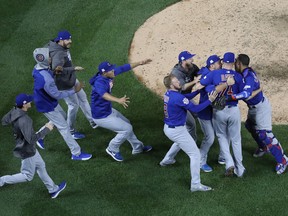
71, 131, 86, 140
201, 164, 213, 172
224, 166, 235, 177
276, 162, 288, 175
50, 181, 67, 199
71, 152, 92, 161
159, 159, 176, 167
218, 158, 225, 165
132, 145, 152, 155
253, 148, 267, 158
191, 183, 213, 192
106, 148, 123, 162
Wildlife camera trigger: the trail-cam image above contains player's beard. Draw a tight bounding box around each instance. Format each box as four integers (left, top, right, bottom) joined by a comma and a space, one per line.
235, 64, 241, 73
64, 42, 72, 49
185, 62, 194, 69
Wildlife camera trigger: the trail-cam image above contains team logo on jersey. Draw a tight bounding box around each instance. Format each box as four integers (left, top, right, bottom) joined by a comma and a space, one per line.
164, 95, 169, 102
183, 98, 189, 105
36, 54, 45, 62
185, 77, 191, 83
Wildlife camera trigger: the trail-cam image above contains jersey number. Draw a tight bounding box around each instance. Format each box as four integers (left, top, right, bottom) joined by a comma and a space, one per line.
219, 85, 233, 97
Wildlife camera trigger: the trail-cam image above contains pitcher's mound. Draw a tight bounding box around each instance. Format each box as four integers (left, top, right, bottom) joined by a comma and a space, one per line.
129, 0, 288, 124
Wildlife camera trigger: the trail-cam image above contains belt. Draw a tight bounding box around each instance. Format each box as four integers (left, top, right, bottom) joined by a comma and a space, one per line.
167, 125, 184, 128
248, 97, 265, 109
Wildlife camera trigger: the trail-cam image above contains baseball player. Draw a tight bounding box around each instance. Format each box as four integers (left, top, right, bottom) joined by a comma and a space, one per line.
197, 55, 226, 172
47, 30, 96, 140
1, 93, 66, 199
200, 52, 246, 177
32, 47, 92, 161
228, 54, 288, 174
162, 74, 218, 192
159, 51, 200, 165
89, 59, 152, 162
171, 51, 200, 141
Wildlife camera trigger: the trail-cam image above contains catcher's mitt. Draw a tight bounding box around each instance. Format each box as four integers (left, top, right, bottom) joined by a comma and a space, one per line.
212, 96, 226, 110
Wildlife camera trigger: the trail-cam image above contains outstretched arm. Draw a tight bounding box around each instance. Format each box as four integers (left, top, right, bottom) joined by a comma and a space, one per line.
130, 59, 152, 69
102, 93, 130, 109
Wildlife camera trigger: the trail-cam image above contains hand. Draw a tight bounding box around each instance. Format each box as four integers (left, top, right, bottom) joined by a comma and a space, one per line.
75, 66, 84, 71
140, 59, 152, 65
118, 95, 130, 109
74, 81, 84, 93
54, 66, 63, 74
226, 76, 235, 86
208, 91, 218, 102
45, 122, 54, 131
193, 75, 201, 84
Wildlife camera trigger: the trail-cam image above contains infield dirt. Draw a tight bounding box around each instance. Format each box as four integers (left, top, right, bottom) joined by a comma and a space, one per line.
129, 0, 288, 124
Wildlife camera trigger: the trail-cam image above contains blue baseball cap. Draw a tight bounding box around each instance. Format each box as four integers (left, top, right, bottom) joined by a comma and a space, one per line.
15, 93, 33, 107
54, 30, 72, 42
206, 55, 221, 67
222, 52, 235, 63
98, 61, 116, 74
178, 51, 196, 62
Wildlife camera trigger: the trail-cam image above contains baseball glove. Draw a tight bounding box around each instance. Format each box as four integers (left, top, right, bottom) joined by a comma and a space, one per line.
212, 95, 226, 110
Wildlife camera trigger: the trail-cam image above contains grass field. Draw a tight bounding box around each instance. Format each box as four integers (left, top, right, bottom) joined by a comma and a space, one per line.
1, 0, 288, 215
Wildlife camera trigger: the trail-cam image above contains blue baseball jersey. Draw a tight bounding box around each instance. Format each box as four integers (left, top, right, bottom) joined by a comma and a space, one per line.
200, 68, 244, 106
197, 67, 213, 120
89, 64, 132, 119
32, 68, 75, 113
233, 67, 263, 105
164, 90, 211, 126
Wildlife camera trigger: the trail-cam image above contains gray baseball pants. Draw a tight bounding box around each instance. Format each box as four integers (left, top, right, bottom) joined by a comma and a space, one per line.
248, 96, 271, 130
163, 124, 201, 186
0, 150, 59, 193
213, 106, 245, 176
186, 111, 197, 141
159, 111, 197, 161
64, 81, 93, 131
44, 104, 81, 156
93, 108, 143, 153
198, 118, 224, 166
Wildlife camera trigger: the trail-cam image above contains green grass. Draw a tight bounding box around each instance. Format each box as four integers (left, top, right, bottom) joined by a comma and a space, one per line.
1, 0, 288, 215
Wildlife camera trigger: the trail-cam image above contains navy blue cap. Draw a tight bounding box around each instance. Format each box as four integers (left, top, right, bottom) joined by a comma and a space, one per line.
54, 30, 72, 42
206, 55, 221, 67
223, 52, 235, 63
178, 51, 196, 62
16, 93, 33, 106
98, 61, 116, 74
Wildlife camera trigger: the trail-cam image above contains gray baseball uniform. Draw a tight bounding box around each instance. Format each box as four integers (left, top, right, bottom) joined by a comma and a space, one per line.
200, 60, 245, 177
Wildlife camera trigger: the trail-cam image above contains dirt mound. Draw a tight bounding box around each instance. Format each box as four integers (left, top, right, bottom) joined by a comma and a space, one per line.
129, 0, 288, 124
